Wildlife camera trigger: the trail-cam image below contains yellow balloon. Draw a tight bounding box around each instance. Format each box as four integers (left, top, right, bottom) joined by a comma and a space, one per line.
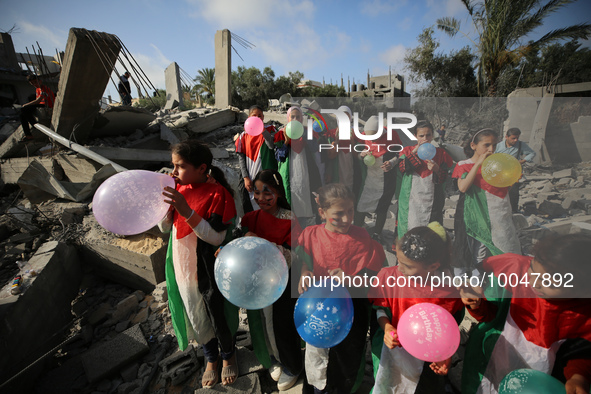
481, 153, 522, 187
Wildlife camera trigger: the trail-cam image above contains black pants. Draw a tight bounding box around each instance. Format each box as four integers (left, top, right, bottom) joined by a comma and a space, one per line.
509, 182, 520, 213
20, 104, 44, 136
238, 178, 254, 214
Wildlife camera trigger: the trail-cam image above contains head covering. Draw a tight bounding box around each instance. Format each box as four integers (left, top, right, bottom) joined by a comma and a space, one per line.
363, 115, 382, 136
338, 105, 353, 120
287, 106, 303, 122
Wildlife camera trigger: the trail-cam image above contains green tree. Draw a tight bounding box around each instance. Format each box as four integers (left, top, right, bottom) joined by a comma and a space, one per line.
405, 27, 478, 97
231, 66, 303, 109
437, 0, 591, 96
193, 67, 215, 104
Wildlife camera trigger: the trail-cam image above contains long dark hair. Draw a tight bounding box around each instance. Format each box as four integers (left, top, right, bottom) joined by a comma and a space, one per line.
253, 169, 290, 210
209, 166, 235, 198
171, 139, 212, 170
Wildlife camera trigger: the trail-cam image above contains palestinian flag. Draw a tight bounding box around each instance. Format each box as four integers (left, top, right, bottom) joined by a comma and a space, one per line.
235, 124, 278, 178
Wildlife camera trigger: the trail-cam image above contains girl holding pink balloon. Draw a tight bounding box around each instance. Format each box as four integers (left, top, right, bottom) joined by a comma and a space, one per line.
368, 222, 463, 394
159, 140, 239, 388
451, 128, 521, 277
296, 183, 385, 394
460, 233, 591, 394
396, 120, 453, 239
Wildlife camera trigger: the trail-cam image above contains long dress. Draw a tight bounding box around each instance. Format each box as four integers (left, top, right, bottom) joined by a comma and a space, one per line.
240, 208, 303, 375
296, 224, 385, 392
463, 254, 591, 394
161, 182, 237, 352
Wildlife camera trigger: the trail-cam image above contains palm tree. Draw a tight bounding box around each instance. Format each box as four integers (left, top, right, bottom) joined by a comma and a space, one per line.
193, 68, 215, 101
437, 0, 591, 96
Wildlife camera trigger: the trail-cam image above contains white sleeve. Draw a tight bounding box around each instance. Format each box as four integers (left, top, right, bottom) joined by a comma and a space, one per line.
193, 219, 227, 246
376, 309, 388, 320
158, 210, 173, 233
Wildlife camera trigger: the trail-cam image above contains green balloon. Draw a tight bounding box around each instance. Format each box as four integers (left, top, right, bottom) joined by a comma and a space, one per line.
364, 154, 376, 166
286, 121, 304, 139
499, 369, 565, 394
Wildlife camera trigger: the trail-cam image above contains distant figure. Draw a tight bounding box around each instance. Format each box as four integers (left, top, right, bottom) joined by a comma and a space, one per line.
19, 75, 55, 142
438, 124, 446, 142
495, 127, 536, 213
118, 71, 132, 105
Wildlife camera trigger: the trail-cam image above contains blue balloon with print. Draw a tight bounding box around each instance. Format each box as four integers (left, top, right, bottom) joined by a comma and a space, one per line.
499, 369, 565, 394
417, 143, 436, 161
294, 284, 354, 348
312, 120, 324, 134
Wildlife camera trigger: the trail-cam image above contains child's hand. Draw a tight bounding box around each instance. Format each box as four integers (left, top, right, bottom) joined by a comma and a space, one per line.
383, 325, 400, 349
429, 358, 452, 375
214, 247, 222, 258
475, 151, 493, 166
328, 268, 346, 282
298, 269, 313, 294
162, 186, 193, 219
412, 140, 425, 154
426, 160, 439, 172
566, 374, 590, 394
381, 160, 393, 172
244, 177, 253, 192
244, 231, 257, 237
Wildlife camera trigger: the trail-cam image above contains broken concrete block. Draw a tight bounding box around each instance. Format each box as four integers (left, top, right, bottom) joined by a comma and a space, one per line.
537, 200, 567, 217
131, 307, 149, 325
159, 345, 200, 385
153, 281, 168, 303
570, 209, 587, 216
512, 214, 529, 231
111, 294, 139, 322
236, 346, 265, 375
186, 109, 237, 135
562, 197, 576, 210
570, 222, 591, 235
552, 168, 574, 179
556, 177, 572, 186
540, 183, 555, 193
82, 324, 149, 383
172, 116, 189, 128
120, 362, 139, 382
543, 215, 591, 235
564, 187, 591, 201
88, 303, 111, 326
1, 157, 60, 184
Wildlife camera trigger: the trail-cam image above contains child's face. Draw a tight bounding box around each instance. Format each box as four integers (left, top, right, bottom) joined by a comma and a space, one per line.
289, 110, 303, 123
253, 180, 278, 213
416, 127, 433, 144
527, 259, 573, 299
470, 135, 497, 157
396, 249, 439, 278
171, 153, 206, 185
249, 109, 264, 120
319, 198, 354, 234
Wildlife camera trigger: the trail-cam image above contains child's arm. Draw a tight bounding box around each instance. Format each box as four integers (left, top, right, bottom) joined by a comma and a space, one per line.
378, 312, 400, 349
298, 264, 313, 294
457, 152, 491, 193
237, 152, 253, 192
565, 360, 591, 394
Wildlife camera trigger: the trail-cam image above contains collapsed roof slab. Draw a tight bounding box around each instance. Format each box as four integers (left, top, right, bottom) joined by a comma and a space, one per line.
51, 28, 121, 142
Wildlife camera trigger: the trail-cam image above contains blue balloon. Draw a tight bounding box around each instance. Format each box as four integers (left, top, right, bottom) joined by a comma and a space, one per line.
499, 369, 565, 394
312, 120, 324, 133
214, 237, 288, 310
417, 143, 436, 161
294, 284, 354, 348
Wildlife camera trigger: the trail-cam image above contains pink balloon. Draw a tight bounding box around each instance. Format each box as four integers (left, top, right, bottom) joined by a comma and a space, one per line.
397, 303, 460, 362
245, 116, 264, 136
93, 170, 175, 235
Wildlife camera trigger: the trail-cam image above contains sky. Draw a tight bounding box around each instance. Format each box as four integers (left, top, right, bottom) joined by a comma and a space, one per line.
1, 0, 590, 100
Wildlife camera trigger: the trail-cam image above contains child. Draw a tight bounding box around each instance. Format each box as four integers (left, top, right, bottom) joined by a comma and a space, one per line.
452, 128, 521, 276
324, 105, 357, 193
396, 120, 453, 238
238, 169, 303, 391
297, 183, 385, 393
355, 115, 402, 243
235, 105, 277, 213
160, 140, 238, 388
368, 223, 466, 394
276, 106, 322, 228
19, 75, 55, 141
461, 233, 591, 394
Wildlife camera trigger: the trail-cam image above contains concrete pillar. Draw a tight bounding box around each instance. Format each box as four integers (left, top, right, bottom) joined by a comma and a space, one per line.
529, 93, 554, 165
0, 33, 20, 70
51, 28, 121, 142
164, 62, 183, 109
215, 29, 231, 108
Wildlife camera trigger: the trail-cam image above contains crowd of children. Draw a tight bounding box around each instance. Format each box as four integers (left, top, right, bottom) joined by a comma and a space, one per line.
160, 111, 591, 393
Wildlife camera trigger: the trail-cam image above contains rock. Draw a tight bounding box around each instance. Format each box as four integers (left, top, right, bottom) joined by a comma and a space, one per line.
537, 200, 567, 217
139, 295, 154, 309
526, 215, 544, 228
115, 320, 130, 333
88, 303, 111, 326
153, 282, 167, 303
159, 345, 200, 385
138, 363, 151, 379
120, 362, 139, 382
570, 222, 591, 235
111, 295, 139, 322
553, 168, 575, 179
173, 116, 189, 128
131, 307, 149, 324
512, 214, 529, 231
132, 290, 145, 302
556, 177, 572, 186
570, 209, 587, 216
150, 302, 167, 313
540, 183, 555, 193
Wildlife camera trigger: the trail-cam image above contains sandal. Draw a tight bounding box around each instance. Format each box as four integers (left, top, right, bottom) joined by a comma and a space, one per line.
221, 354, 238, 386
202, 359, 220, 389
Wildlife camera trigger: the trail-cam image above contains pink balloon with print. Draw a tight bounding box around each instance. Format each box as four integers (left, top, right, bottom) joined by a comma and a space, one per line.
245, 116, 264, 136
396, 303, 460, 362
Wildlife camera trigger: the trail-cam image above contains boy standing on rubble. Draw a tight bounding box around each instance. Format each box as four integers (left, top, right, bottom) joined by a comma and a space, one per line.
19, 75, 55, 142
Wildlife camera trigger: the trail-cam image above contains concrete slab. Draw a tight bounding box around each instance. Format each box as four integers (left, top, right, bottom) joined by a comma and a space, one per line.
194, 372, 261, 393
56, 154, 101, 183
91, 106, 157, 138
186, 109, 237, 135
543, 215, 591, 234
82, 324, 149, 383
0, 125, 48, 159
0, 241, 82, 384
86, 146, 171, 162
0, 156, 60, 184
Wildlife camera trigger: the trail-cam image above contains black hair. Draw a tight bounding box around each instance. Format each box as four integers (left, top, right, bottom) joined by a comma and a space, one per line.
171, 139, 212, 170
413, 120, 434, 135
506, 127, 521, 137
249, 105, 264, 115
253, 169, 290, 210
396, 225, 451, 270
462, 128, 498, 157
533, 233, 590, 293
317, 183, 355, 210
208, 166, 235, 198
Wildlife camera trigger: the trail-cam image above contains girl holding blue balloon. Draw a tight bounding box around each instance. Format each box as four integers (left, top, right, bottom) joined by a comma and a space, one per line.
396, 120, 453, 240
368, 223, 465, 394
296, 183, 385, 394
459, 233, 591, 394
235, 169, 304, 391
159, 140, 239, 388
